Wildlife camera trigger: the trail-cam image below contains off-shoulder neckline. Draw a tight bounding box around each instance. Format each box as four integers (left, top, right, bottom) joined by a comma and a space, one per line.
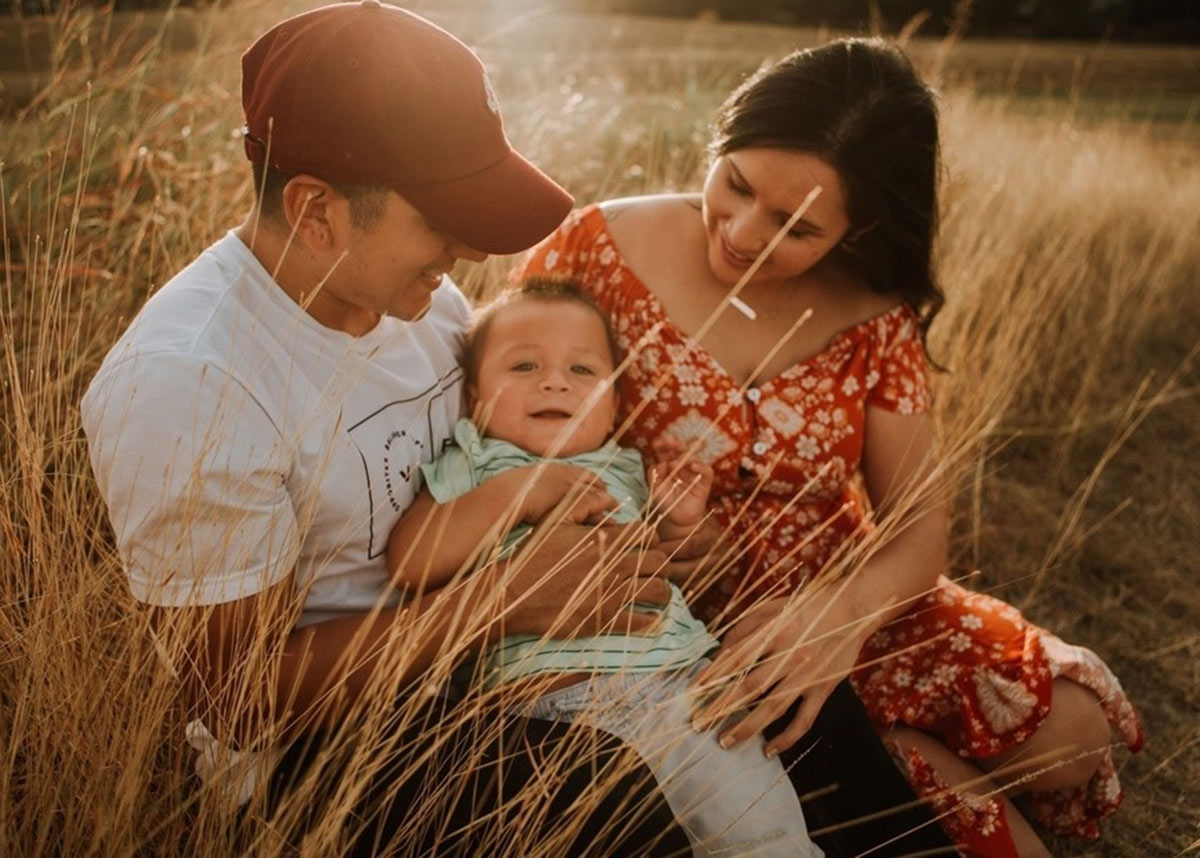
578, 203, 913, 390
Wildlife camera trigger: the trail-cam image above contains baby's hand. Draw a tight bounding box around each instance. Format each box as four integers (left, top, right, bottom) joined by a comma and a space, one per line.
649, 439, 714, 530
500, 463, 618, 525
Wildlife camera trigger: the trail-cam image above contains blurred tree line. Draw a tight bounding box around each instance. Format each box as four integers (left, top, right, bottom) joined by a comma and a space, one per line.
574, 0, 1200, 43
2, 0, 1198, 43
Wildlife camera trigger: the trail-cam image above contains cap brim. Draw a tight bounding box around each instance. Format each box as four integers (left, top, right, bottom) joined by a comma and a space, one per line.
396, 150, 573, 255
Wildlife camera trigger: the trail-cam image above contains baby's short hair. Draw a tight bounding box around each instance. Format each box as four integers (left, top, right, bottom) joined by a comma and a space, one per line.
464, 276, 622, 388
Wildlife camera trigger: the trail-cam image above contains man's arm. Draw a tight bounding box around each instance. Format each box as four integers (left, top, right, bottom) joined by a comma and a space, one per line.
387, 463, 618, 595
170, 520, 673, 749
85, 352, 666, 749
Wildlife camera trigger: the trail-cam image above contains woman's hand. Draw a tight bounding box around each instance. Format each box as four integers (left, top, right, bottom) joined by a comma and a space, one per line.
692, 584, 880, 756
496, 463, 618, 526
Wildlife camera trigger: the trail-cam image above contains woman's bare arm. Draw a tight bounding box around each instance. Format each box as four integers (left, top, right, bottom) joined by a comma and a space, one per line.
851, 404, 948, 629
693, 406, 947, 754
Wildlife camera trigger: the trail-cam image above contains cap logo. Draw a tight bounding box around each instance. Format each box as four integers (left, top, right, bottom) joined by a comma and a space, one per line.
482, 73, 501, 115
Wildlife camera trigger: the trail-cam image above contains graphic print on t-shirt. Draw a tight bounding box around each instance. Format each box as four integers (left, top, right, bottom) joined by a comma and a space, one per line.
346, 366, 463, 558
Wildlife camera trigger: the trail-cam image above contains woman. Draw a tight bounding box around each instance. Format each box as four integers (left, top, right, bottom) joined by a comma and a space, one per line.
518, 38, 1143, 856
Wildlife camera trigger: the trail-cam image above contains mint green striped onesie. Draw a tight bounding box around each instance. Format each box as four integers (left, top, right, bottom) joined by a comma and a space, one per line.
420, 418, 718, 688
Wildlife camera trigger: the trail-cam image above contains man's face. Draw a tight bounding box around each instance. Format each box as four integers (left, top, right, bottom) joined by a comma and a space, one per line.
312, 190, 486, 334
472, 298, 618, 458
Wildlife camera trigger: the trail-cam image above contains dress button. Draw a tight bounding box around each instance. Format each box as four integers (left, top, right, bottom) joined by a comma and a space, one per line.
752, 441, 768, 456
746, 387, 761, 403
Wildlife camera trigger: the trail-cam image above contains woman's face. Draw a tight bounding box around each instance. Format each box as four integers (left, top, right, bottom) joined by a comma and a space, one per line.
701, 148, 852, 289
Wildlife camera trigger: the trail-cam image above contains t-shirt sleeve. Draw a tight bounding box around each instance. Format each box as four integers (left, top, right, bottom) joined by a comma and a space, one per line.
81, 352, 299, 606
418, 445, 477, 505
865, 309, 932, 415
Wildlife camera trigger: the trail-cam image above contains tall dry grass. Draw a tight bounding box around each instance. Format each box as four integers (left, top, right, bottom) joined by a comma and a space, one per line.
2, 3, 1198, 855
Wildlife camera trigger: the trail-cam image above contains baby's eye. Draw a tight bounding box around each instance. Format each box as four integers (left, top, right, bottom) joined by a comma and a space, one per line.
511, 361, 536, 372
571, 364, 597, 376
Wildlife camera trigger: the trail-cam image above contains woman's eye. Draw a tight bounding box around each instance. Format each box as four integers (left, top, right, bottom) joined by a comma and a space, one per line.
726, 176, 751, 197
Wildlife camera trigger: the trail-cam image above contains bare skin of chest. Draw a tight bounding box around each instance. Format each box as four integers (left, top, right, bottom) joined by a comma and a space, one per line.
655, 277, 848, 386
605, 198, 894, 388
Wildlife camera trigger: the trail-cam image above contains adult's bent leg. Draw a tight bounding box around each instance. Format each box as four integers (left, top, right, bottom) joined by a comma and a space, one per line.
266, 696, 691, 857
888, 725, 1050, 858
980, 678, 1111, 793
771, 679, 956, 857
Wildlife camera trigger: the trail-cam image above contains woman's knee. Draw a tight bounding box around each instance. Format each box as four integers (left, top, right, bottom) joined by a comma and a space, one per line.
1042, 678, 1111, 784
985, 678, 1111, 792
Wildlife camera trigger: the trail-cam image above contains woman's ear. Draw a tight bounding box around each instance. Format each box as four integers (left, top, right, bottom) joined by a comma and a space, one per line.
840, 219, 881, 254
846, 219, 881, 243
280, 175, 348, 253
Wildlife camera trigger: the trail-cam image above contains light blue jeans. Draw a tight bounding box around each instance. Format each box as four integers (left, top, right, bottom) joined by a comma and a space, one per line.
525, 660, 823, 858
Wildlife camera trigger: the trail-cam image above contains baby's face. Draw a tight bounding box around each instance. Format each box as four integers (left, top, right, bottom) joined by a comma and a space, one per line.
472, 298, 618, 458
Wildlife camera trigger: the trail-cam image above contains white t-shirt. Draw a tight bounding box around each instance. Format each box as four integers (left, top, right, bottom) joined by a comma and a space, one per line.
82, 231, 470, 802
82, 230, 470, 626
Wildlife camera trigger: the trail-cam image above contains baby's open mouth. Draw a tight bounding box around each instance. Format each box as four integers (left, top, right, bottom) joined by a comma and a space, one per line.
530, 409, 572, 419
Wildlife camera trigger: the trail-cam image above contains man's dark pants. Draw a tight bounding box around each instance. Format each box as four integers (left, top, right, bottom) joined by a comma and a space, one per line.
266, 681, 953, 856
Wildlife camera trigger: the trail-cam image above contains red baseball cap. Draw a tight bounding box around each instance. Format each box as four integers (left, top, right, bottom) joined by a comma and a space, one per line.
241, 1, 572, 254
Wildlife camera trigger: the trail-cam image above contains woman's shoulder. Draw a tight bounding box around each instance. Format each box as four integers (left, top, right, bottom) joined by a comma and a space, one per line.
596, 193, 699, 220
596, 194, 700, 242
530, 197, 690, 257
593, 194, 704, 281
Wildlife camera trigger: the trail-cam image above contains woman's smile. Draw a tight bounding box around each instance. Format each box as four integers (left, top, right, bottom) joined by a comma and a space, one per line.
718, 232, 760, 270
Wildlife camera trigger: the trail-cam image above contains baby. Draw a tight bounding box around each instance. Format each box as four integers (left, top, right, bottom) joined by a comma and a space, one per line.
388, 277, 820, 858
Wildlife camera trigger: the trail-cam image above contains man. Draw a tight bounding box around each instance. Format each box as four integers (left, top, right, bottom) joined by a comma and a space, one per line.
81, 3, 687, 854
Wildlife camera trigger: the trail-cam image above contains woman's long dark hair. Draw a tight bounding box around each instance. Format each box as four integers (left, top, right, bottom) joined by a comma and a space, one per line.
711, 38, 944, 355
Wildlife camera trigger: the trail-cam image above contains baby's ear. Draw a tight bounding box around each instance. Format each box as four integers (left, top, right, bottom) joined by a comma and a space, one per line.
467, 384, 490, 423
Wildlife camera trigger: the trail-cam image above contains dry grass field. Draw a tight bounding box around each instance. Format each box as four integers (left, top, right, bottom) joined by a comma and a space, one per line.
2, 2, 1198, 855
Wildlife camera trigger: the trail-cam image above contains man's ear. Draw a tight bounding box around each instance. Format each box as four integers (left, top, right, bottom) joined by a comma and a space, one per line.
280, 175, 348, 252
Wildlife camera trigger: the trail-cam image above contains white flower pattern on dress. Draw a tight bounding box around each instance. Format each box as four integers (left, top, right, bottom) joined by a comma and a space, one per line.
661, 410, 737, 464
973, 668, 1040, 734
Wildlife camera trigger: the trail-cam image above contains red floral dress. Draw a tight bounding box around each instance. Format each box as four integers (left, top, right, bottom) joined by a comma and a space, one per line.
518, 205, 1144, 855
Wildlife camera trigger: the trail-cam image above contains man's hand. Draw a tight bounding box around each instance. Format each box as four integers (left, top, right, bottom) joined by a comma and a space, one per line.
494, 521, 672, 639
495, 463, 618, 526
